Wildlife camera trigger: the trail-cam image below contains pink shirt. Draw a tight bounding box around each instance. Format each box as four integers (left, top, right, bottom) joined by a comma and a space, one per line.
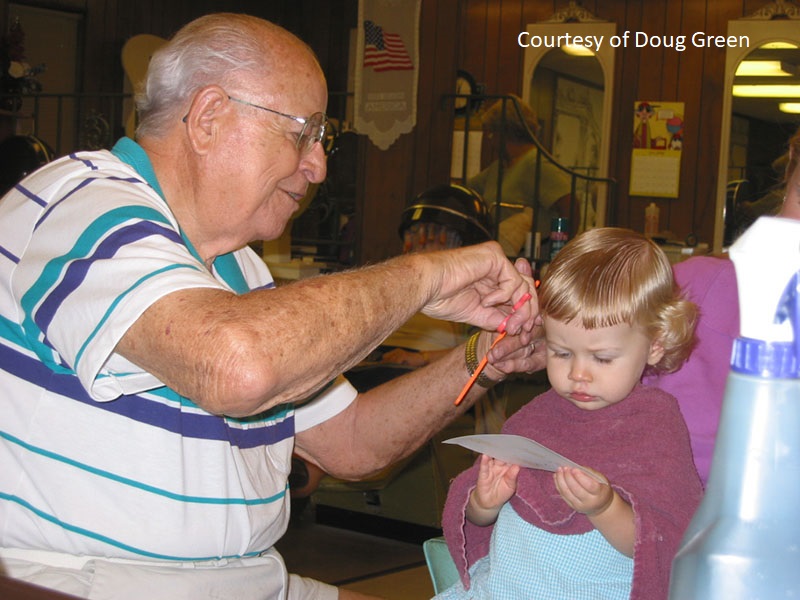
643, 256, 739, 485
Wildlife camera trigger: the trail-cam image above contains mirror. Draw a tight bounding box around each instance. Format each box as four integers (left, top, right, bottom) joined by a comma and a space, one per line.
715, 4, 800, 252
521, 13, 616, 229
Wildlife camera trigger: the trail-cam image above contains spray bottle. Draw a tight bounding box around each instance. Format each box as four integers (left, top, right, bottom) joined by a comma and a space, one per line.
669, 216, 800, 599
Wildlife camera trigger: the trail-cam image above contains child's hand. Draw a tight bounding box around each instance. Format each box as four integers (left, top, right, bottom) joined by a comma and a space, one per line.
554, 466, 635, 557
553, 466, 612, 516
472, 454, 520, 512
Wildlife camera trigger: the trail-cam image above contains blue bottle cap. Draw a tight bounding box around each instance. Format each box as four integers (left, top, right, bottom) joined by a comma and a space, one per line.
731, 337, 798, 377
731, 271, 800, 379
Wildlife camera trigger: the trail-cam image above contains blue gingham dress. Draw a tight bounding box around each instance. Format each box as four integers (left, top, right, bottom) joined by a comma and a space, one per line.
435, 503, 633, 599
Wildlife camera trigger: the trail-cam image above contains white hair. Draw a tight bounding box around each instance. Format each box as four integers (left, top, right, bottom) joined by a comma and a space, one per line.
135, 14, 308, 139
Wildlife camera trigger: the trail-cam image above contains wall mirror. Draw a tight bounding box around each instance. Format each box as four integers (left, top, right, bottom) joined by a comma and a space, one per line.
715, 1, 800, 251
521, 5, 616, 229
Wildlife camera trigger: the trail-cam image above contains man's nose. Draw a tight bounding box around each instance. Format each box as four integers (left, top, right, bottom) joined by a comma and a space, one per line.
300, 142, 327, 184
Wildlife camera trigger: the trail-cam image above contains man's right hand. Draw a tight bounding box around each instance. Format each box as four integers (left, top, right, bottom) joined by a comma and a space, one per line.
419, 241, 537, 335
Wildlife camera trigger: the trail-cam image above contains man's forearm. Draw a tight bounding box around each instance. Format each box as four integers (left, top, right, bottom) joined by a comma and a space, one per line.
294, 338, 492, 479
119, 253, 435, 416
119, 244, 534, 418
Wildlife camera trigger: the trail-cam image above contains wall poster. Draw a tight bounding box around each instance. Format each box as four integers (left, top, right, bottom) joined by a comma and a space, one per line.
629, 101, 685, 198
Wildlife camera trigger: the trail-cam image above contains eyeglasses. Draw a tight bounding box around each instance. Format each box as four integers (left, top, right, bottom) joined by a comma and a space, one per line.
228, 95, 328, 155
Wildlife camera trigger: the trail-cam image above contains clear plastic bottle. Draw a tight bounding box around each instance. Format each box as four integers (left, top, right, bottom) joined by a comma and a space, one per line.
549, 217, 569, 262
668, 216, 800, 599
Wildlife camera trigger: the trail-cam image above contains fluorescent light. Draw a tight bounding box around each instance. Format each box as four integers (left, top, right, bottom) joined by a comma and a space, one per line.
562, 44, 595, 57
761, 41, 799, 49
779, 102, 800, 114
732, 84, 800, 98
735, 60, 792, 76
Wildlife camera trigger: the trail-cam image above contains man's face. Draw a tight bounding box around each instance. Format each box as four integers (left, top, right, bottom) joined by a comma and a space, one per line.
211, 55, 329, 247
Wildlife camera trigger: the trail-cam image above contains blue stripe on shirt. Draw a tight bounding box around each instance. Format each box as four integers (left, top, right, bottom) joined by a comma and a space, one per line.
34, 176, 149, 231
0, 244, 19, 264
33, 221, 184, 337
19, 207, 184, 360
0, 343, 296, 448
14, 180, 48, 208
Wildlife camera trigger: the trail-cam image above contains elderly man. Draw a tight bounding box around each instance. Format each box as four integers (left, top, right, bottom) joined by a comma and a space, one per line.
0, 13, 541, 600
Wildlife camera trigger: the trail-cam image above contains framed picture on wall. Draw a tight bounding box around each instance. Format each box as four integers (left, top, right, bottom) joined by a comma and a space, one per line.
629, 101, 685, 198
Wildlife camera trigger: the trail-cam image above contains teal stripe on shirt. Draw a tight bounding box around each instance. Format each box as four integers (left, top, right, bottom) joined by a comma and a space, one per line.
0, 430, 286, 506
0, 492, 270, 562
72, 262, 202, 371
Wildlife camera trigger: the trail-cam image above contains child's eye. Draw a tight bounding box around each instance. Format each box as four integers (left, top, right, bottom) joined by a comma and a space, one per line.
594, 356, 613, 364
552, 350, 571, 359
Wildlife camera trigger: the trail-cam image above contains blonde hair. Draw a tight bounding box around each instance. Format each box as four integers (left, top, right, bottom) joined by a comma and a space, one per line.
538, 227, 697, 374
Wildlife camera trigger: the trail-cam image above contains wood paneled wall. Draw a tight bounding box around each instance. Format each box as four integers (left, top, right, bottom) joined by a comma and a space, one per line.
1, 0, 454, 265
355, 0, 461, 263
457, 0, 786, 248
4, 0, 791, 261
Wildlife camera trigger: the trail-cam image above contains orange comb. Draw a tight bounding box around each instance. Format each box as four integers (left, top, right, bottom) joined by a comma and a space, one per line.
454, 292, 532, 406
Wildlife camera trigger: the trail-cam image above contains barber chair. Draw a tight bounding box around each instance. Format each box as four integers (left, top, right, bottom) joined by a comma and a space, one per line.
423, 536, 459, 594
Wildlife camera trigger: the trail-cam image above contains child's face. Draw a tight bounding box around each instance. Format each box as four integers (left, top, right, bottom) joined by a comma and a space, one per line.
542, 317, 664, 411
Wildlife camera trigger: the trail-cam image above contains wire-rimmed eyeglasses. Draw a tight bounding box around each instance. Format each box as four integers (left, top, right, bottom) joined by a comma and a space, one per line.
228, 95, 328, 155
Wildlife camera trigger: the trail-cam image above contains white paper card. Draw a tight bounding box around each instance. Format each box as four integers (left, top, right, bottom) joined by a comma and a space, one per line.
444, 434, 603, 482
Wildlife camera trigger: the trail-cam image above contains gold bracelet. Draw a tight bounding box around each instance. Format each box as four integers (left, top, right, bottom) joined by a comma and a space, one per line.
464, 332, 495, 388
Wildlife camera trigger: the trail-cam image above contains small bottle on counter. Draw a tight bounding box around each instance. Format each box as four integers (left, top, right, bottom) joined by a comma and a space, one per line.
549, 217, 569, 262
644, 202, 660, 237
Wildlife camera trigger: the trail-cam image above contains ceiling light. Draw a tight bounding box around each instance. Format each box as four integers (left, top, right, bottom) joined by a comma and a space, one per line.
735, 60, 792, 76
562, 44, 595, 57
761, 41, 799, 49
732, 84, 800, 98
779, 102, 800, 114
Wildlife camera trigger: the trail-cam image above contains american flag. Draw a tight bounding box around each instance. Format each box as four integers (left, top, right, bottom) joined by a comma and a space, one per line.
363, 20, 414, 72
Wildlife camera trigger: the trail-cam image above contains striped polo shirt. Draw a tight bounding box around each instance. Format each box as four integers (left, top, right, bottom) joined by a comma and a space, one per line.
0, 138, 356, 562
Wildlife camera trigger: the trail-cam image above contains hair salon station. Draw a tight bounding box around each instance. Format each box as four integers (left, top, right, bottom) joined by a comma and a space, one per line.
1, 0, 799, 598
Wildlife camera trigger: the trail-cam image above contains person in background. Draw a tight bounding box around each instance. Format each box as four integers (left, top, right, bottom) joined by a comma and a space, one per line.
438, 228, 702, 600
731, 151, 789, 238
644, 125, 800, 485
380, 183, 494, 368
0, 14, 542, 600
378, 183, 515, 435
468, 94, 571, 256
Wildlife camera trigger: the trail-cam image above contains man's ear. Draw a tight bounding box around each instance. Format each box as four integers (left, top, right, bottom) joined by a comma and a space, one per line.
183, 85, 228, 155
647, 338, 665, 366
